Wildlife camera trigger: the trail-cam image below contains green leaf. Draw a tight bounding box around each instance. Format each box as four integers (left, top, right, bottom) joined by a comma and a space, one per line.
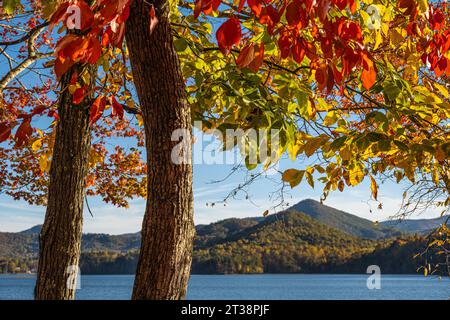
3, 0, 20, 15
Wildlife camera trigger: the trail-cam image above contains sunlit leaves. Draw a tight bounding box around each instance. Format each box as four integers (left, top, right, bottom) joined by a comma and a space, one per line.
216, 18, 242, 55
282, 169, 305, 188
1, 0, 20, 15
361, 52, 377, 90
90, 96, 106, 125
370, 176, 378, 201
236, 43, 265, 72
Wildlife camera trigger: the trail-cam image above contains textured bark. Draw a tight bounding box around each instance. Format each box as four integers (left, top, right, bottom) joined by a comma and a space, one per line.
126, 0, 194, 300
35, 65, 93, 300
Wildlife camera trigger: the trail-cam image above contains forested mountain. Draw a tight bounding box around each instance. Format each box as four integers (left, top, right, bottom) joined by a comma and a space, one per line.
291, 199, 402, 239
1, 199, 447, 274
381, 216, 449, 235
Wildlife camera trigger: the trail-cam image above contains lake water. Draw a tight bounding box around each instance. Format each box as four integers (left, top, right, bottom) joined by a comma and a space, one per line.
0, 274, 449, 300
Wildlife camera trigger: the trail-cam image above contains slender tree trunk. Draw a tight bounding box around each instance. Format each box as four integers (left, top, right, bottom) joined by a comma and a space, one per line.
35, 65, 93, 300
126, 0, 194, 300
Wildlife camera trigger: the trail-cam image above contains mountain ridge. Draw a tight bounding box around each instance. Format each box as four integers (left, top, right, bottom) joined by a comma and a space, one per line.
2, 199, 448, 275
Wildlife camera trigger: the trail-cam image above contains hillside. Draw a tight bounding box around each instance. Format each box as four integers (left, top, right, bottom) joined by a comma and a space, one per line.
292, 199, 402, 239
192, 210, 380, 274
381, 216, 449, 235
1, 199, 447, 274
1, 226, 141, 259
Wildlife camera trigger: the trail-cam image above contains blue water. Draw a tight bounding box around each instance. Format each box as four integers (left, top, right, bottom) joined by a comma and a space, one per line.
0, 274, 449, 300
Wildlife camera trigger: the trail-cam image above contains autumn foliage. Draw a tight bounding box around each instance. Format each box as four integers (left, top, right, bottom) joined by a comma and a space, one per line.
0, 0, 449, 216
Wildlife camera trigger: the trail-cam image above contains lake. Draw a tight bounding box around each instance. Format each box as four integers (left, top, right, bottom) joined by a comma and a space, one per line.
0, 274, 449, 300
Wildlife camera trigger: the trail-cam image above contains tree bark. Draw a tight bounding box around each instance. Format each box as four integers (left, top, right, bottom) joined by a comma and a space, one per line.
35, 65, 93, 300
126, 0, 194, 299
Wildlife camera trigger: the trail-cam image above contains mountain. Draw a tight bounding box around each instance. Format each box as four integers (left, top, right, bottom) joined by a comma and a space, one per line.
1, 226, 141, 260
291, 199, 402, 239
19, 225, 42, 235
192, 210, 379, 274
381, 216, 449, 235
1, 199, 447, 275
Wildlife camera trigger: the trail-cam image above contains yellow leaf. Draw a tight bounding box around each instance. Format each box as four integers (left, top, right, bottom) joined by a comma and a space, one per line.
136, 114, 144, 127
340, 145, 352, 161
306, 171, 314, 189
323, 111, 338, 126
32, 139, 42, 152
282, 169, 305, 188
370, 175, 378, 200
349, 164, 364, 186
39, 153, 51, 173
374, 31, 382, 50
434, 83, 449, 97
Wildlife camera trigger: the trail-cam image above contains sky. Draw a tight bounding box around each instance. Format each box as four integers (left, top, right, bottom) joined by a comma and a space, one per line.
0, 132, 443, 234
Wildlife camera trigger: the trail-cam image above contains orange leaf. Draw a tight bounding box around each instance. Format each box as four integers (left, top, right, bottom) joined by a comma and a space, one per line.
90, 96, 106, 125
361, 53, 377, 90
248, 0, 263, 17
370, 175, 378, 201
237, 43, 265, 72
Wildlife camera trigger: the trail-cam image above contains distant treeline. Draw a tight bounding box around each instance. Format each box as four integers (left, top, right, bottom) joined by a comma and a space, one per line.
1, 210, 447, 276
1, 236, 445, 276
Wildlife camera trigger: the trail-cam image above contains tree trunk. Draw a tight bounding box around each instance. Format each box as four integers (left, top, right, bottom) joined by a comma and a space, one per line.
126, 0, 194, 300
35, 65, 93, 300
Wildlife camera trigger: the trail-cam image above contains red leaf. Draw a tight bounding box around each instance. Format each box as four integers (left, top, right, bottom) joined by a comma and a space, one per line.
110, 97, 124, 120
238, 0, 246, 12
216, 18, 242, 55
236, 44, 255, 69
337, 20, 362, 43
430, 8, 445, 31
292, 39, 306, 64
86, 36, 102, 64
32, 105, 47, 116
55, 57, 74, 79
0, 123, 11, 143
286, 2, 307, 28
49, 2, 70, 32
15, 118, 33, 147
149, 5, 159, 34
90, 96, 107, 125
315, 64, 328, 92
194, 0, 221, 18
73, 85, 88, 105
259, 6, 280, 35
248, 0, 263, 17
48, 110, 60, 120
72, 0, 95, 31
